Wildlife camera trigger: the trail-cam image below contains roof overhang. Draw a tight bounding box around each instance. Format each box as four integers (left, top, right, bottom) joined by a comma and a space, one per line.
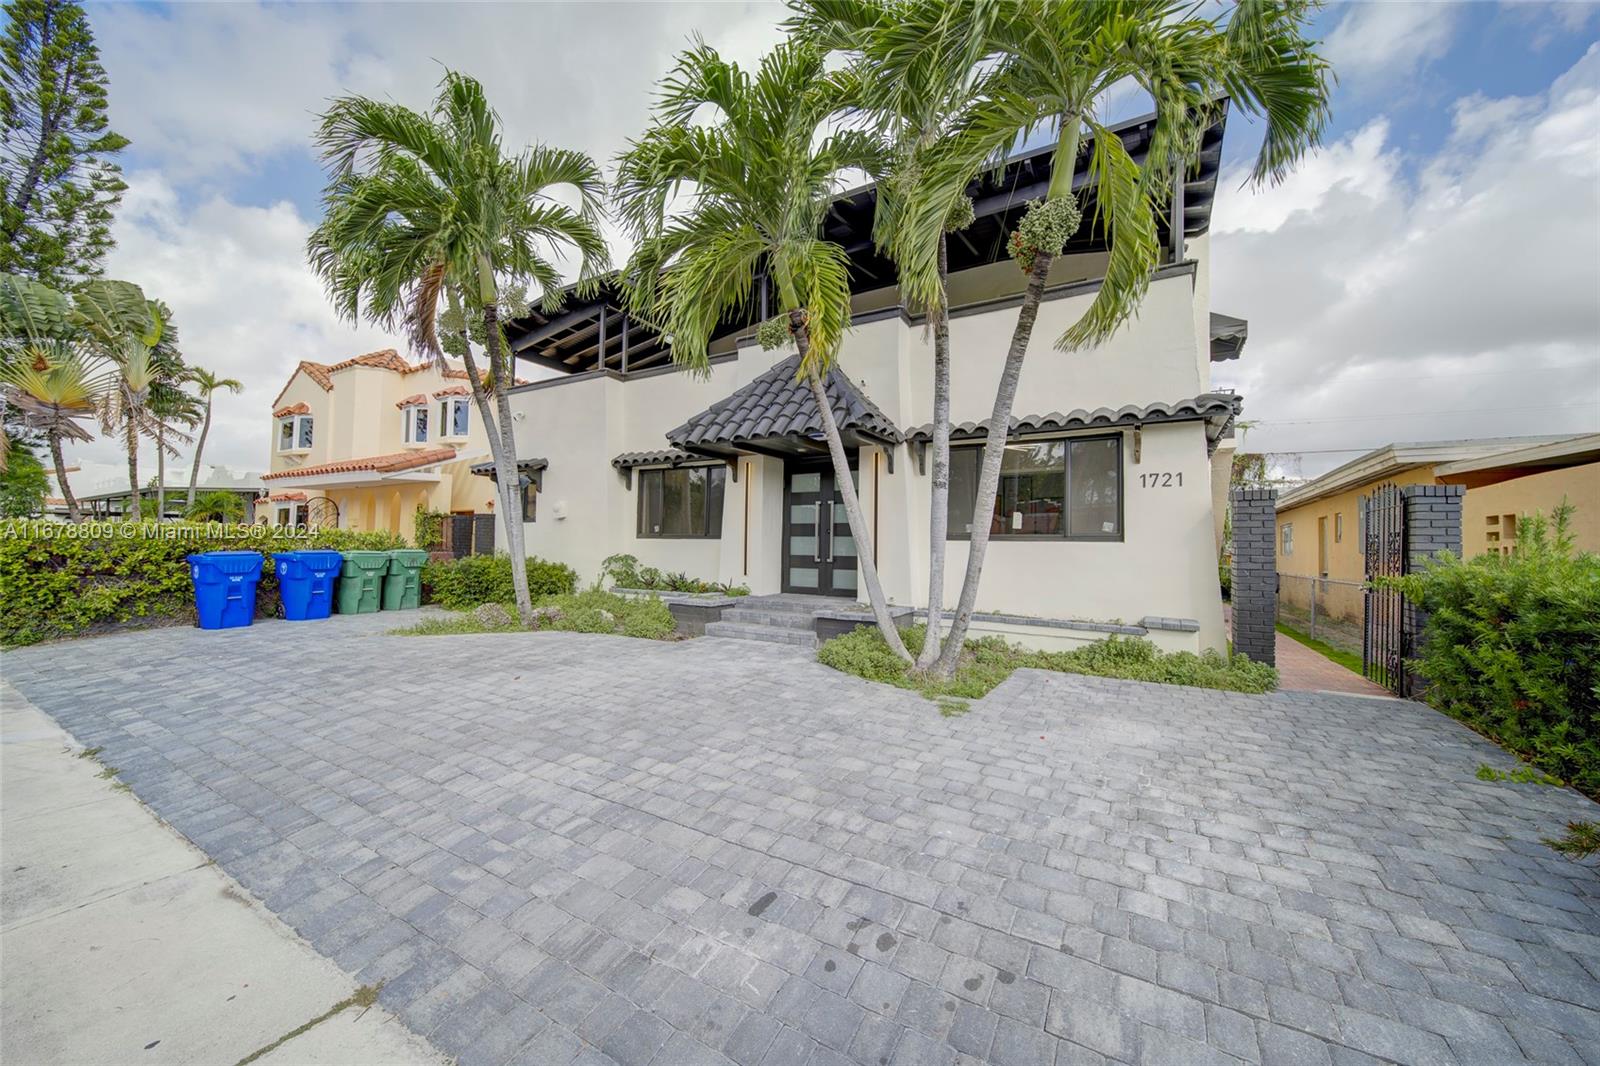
469, 457, 548, 490
1433, 433, 1600, 483
907, 393, 1243, 469
1209, 313, 1248, 362
1276, 435, 1576, 510
503, 104, 1230, 379
256, 469, 445, 490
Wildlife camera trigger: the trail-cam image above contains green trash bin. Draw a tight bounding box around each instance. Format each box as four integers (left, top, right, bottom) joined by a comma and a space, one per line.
382, 549, 429, 610
336, 551, 389, 614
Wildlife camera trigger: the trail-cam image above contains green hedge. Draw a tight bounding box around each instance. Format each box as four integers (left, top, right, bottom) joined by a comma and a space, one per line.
0, 520, 406, 647
422, 553, 579, 610
1393, 505, 1599, 798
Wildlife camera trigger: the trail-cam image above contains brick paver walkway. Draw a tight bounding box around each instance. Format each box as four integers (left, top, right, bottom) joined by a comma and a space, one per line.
1274, 631, 1391, 697
5, 614, 1598, 1066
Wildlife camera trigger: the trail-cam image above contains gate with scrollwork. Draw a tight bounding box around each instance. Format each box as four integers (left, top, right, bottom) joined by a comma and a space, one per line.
1362, 483, 1407, 695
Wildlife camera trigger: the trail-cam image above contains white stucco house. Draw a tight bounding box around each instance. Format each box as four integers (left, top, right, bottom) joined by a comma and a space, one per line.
484, 108, 1245, 653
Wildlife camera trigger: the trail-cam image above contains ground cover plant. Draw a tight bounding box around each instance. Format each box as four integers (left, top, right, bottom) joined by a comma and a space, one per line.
599, 553, 749, 596
817, 623, 1277, 705
393, 588, 675, 641
0, 519, 403, 646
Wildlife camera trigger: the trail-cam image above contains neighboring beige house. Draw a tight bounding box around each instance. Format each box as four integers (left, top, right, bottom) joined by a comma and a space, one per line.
1274, 434, 1598, 624
478, 109, 1247, 653
257, 349, 498, 537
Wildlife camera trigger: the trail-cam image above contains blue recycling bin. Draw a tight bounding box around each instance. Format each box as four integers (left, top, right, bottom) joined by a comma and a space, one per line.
274, 550, 343, 621
188, 550, 265, 630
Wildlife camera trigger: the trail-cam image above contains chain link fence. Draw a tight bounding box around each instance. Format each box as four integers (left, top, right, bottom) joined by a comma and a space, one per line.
1276, 574, 1364, 657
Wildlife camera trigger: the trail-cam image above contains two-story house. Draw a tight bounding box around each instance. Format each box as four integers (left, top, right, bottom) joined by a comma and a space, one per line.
257, 349, 496, 537
476, 108, 1246, 653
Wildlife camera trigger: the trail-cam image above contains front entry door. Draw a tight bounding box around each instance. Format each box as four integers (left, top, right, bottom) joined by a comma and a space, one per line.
783, 459, 858, 596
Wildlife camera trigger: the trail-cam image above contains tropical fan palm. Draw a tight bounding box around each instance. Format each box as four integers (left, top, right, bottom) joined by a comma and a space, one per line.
0, 274, 144, 521
615, 38, 913, 659
863, 0, 1330, 675
184, 367, 243, 508
307, 69, 609, 625
97, 297, 189, 522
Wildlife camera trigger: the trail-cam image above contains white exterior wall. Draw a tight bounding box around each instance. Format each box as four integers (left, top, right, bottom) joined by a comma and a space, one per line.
499, 264, 1228, 651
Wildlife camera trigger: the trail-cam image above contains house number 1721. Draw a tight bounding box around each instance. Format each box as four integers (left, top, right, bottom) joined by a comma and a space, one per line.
1140, 472, 1182, 488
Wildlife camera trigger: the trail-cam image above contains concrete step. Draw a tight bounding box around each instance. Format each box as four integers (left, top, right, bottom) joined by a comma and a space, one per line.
720, 608, 816, 630
739, 596, 845, 615
703, 620, 818, 648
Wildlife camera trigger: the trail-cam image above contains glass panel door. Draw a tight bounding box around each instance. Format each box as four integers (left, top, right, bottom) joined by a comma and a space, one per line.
782, 460, 858, 596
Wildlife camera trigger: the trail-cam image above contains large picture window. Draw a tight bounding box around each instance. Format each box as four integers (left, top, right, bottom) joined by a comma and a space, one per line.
947, 434, 1122, 540
637, 464, 726, 539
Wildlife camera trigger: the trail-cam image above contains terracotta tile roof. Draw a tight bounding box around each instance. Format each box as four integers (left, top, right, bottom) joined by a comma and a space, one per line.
441, 367, 532, 386
433, 385, 470, 398
265, 491, 308, 502
326, 348, 425, 375
273, 402, 311, 418
261, 446, 458, 481
396, 393, 428, 408
270, 362, 332, 409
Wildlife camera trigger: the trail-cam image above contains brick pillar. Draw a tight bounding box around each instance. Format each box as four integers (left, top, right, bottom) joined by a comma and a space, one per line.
1230, 487, 1278, 665
1399, 484, 1463, 696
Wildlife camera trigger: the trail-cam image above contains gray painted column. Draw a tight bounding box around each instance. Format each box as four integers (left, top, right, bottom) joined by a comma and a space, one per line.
1230, 487, 1278, 666
1399, 484, 1463, 696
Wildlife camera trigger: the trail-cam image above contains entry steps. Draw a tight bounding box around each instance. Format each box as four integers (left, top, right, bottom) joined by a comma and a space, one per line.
702, 593, 844, 648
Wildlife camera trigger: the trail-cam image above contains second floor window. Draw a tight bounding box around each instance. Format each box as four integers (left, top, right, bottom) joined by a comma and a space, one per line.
402, 405, 429, 444
277, 414, 313, 451
438, 397, 470, 438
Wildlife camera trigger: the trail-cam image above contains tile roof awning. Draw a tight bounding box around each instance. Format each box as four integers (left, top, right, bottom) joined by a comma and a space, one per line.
1210, 313, 1248, 362
433, 385, 470, 397
261, 446, 458, 483
612, 448, 714, 470
667, 355, 901, 462
907, 393, 1243, 467
396, 393, 427, 408
469, 456, 548, 490
273, 402, 311, 418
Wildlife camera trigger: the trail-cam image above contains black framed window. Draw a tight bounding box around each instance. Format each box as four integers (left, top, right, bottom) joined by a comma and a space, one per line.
637, 465, 726, 538
947, 434, 1122, 541
521, 480, 537, 522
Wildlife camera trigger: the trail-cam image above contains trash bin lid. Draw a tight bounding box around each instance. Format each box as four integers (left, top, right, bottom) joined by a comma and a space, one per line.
387, 549, 430, 569
188, 550, 264, 575
341, 550, 392, 569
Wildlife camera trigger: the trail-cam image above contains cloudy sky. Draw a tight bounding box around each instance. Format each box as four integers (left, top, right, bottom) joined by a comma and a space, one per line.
43, 1, 1600, 490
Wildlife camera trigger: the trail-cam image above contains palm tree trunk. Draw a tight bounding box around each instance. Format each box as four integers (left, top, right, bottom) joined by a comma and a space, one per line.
932, 116, 1081, 679
187, 397, 212, 508
156, 425, 166, 520
48, 429, 82, 522
794, 313, 912, 663
125, 417, 140, 522
479, 303, 535, 627
914, 233, 953, 672
933, 250, 1053, 677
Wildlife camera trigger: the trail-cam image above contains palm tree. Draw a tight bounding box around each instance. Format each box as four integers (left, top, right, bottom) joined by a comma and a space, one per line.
876, 0, 1330, 676
615, 39, 912, 660
184, 368, 241, 508
97, 297, 186, 522
151, 380, 201, 519
0, 274, 125, 521
787, 0, 990, 672
307, 71, 609, 626
185, 489, 244, 523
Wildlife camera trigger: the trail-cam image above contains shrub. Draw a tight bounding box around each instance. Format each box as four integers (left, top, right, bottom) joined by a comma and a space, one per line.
422, 552, 578, 609
817, 624, 1277, 702
0, 519, 405, 646
184, 491, 246, 523
1392, 504, 1599, 798
598, 552, 750, 596
394, 589, 675, 641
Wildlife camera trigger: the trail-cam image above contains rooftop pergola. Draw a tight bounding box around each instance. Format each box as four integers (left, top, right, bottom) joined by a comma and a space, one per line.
505, 103, 1228, 380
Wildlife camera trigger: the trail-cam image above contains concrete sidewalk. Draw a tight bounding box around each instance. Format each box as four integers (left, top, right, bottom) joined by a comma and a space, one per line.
0, 681, 449, 1066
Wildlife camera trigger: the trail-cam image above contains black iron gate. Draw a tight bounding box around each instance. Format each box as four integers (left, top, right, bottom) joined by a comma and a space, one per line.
1362, 483, 1407, 694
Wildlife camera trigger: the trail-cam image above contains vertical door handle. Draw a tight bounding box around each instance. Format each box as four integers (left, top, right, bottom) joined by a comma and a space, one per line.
813, 503, 822, 561
826, 501, 835, 561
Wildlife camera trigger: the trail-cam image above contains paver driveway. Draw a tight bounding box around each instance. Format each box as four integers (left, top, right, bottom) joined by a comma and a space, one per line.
5, 614, 1598, 1066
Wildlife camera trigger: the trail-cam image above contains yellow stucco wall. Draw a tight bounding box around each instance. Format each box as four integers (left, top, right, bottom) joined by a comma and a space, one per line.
1459, 462, 1600, 557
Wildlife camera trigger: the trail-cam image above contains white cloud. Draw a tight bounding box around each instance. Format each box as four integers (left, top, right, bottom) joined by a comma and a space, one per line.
64, 171, 395, 485
1322, 1, 1462, 86
1211, 43, 1600, 474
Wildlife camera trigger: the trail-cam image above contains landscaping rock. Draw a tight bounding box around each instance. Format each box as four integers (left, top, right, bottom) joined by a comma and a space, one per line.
527, 605, 565, 630
471, 603, 515, 630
